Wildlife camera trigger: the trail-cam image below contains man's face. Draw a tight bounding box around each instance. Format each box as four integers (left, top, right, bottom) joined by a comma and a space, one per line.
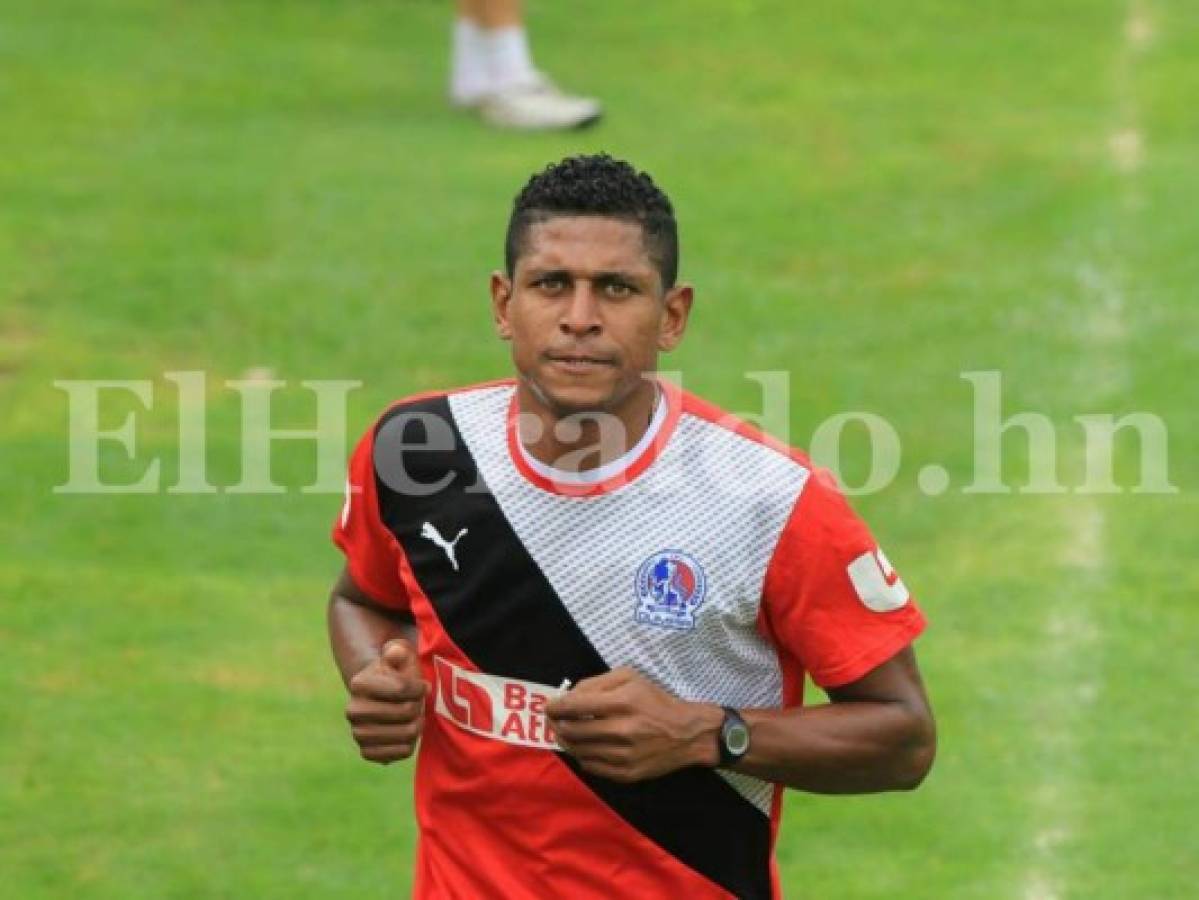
491, 215, 692, 417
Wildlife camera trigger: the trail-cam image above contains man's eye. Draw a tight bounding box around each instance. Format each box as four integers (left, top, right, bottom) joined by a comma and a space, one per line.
605, 282, 634, 298
536, 277, 566, 292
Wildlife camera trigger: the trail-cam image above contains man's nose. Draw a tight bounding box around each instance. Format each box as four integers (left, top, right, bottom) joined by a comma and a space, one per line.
558, 284, 602, 337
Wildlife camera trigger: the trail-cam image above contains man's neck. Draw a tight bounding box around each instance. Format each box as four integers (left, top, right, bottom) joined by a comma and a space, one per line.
516, 379, 662, 474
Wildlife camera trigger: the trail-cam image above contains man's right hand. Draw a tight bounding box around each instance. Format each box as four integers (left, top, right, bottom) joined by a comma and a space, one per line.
345, 639, 428, 764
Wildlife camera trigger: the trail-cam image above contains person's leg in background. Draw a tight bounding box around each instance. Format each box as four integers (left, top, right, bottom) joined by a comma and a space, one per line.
449, 0, 602, 130
449, 0, 525, 106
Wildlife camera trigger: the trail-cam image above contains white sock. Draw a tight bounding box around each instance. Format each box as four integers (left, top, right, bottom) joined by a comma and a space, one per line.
480, 26, 537, 92
450, 18, 489, 104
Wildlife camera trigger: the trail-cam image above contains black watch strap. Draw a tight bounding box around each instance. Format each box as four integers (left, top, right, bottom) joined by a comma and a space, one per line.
717, 706, 750, 768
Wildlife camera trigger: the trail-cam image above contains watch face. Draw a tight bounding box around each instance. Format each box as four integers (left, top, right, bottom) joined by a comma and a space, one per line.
725, 722, 750, 756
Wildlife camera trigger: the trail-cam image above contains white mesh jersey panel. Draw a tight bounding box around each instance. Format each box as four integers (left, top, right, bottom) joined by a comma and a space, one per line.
448, 385, 811, 814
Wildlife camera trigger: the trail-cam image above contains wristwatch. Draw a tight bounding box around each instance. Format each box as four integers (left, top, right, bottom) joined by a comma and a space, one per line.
717, 707, 750, 768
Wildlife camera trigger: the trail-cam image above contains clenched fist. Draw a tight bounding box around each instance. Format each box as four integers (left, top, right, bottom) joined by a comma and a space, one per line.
547, 667, 722, 783
345, 639, 428, 764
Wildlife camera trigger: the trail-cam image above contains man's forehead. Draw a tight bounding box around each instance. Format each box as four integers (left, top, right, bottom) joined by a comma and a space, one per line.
521, 215, 655, 274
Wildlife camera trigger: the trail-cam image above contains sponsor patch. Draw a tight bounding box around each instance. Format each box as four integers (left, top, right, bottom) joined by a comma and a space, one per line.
846, 548, 910, 612
432, 656, 566, 750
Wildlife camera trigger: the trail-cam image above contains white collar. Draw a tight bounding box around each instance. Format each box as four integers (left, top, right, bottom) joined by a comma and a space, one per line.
516, 389, 668, 486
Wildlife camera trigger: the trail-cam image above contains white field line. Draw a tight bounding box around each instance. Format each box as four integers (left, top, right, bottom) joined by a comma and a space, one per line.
1022, 5, 1151, 898
1109, 128, 1144, 175
1124, 2, 1156, 51
1074, 261, 1131, 399
1022, 498, 1106, 900
1110, 0, 1154, 176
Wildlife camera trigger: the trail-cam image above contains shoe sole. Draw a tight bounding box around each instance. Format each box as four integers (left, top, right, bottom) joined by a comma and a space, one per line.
572, 110, 603, 130
478, 109, 604, 131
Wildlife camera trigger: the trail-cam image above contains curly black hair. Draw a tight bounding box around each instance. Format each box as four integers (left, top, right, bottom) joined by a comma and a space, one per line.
504, 154, 679, 289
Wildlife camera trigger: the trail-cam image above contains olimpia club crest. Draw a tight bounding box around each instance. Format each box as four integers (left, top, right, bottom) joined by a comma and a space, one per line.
634, 550, 708, 631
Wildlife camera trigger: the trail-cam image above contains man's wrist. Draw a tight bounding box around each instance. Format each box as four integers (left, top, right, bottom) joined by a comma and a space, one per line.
684, 702, 726, 768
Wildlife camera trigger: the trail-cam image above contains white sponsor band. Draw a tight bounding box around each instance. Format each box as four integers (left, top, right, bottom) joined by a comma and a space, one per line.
433, 655, 568, 750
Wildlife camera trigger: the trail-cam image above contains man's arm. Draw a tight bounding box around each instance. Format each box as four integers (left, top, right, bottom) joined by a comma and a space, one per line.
546, 647, 935, 792
327, 566, 419, 685
328, 566, 427, 764
732, 647, 935, 792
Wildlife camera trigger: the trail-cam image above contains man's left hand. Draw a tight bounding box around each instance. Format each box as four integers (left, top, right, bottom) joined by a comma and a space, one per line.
546, 668, 723, 782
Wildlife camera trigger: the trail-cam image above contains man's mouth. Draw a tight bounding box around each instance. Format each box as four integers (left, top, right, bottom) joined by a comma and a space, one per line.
546, 353, 615, 368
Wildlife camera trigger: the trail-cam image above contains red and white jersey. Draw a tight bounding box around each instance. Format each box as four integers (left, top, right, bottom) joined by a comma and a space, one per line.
333, 379, 926, 899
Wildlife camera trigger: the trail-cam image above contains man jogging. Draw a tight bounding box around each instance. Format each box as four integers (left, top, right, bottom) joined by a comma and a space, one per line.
328, 153, 935, 898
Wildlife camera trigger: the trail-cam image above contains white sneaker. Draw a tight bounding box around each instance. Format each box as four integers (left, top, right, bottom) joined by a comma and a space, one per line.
478, 74, 602, 130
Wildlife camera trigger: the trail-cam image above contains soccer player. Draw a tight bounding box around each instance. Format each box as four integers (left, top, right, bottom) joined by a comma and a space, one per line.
328, 154, 935, 898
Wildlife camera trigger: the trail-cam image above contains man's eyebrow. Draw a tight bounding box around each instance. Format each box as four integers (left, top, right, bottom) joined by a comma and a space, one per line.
592, 270, 644, 283
524, 267, 650, 284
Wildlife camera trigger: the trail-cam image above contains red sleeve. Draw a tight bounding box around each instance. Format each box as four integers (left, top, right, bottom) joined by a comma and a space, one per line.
762, 470, 926, 690
331, 424, 410, 611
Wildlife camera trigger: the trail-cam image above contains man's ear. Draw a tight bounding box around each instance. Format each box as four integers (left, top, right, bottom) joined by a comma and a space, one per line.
491, 271, 513, 340
657, 283, 694, 352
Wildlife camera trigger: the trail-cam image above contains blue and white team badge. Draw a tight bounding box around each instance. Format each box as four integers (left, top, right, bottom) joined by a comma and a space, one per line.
634, 550, 708, 631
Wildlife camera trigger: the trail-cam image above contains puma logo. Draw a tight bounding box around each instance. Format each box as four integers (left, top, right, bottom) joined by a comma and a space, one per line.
421, 522, 469, 572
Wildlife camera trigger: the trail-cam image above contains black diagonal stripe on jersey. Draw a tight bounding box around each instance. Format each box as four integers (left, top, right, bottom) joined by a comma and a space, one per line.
372, 394, 772, 900
565, 760, 774, 900
372, 395, 606, 685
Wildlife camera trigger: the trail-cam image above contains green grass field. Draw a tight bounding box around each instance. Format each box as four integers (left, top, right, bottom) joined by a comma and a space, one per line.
3, 0, 1197, 896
